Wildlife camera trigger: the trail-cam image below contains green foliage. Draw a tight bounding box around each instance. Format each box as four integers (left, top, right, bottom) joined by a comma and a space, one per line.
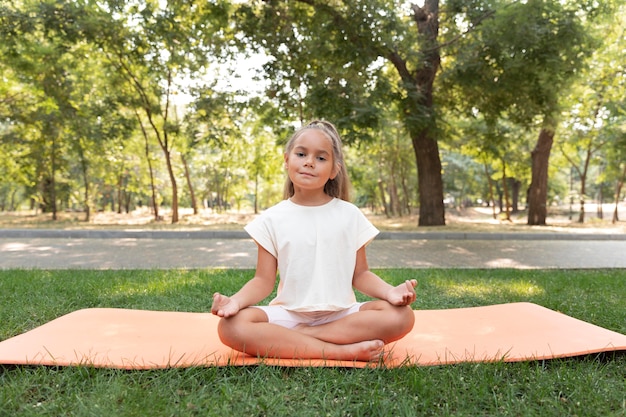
235, 1, 394, 143
0, 0, 625, 223
558, 4, 626, 218
349, 119, 417, 214
444, 0, 595, 124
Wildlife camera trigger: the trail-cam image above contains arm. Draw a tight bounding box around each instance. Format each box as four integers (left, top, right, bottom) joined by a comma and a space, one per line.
212, 243, 277, 317
352, 246, 417, 306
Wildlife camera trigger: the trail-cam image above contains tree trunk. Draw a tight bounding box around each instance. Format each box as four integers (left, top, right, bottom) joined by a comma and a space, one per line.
77, 142, 91, 222
527, 122, 555, 226
135, 110, 160, 221
181, 154, 198, 215
484, 164, 497, 220
400, 164, 411, 215
387, 0, 445, 226
135, 69, 178, 223
510, 178, 521, 213
117, 170, 124, 214
501, 161, 511, 221
377, 179, 389, 217
577, 148, 593, 223
389, 162, 400, 216
164, 148, 179, 223
254, 172, 259, 214
412, 132, 445, 225
578, 178, 586, 224
613, 164, 626, 224
124, 192, 131, 213
412, 0, 445, 226
49, 129, 58, 221
146, 149, 159, 220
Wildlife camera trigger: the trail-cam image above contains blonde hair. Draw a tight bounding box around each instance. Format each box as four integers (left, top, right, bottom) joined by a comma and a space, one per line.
283, 120, 352, 201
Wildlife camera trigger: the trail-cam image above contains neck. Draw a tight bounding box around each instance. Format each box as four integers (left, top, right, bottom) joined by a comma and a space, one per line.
290, 189, 332, 206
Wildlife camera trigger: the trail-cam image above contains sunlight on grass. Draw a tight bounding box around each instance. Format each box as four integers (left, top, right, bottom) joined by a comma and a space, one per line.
108, 273, 204, 297
436, 279, 545, 301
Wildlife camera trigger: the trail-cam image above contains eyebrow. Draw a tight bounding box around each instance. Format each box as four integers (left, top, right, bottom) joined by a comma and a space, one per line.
293, 145, 330, 155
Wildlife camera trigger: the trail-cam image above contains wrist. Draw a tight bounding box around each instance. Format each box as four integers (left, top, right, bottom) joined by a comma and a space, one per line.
230, 296, 244, 311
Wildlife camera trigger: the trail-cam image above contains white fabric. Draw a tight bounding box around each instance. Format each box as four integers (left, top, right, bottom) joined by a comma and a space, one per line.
244, 198, 379, 312
251, 303, 365, 329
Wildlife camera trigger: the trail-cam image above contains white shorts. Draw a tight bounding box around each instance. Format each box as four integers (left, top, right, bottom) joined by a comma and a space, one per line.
251, 303, 365, 329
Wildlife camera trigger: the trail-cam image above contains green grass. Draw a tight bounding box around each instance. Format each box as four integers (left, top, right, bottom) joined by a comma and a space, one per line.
1, 269, 625, 416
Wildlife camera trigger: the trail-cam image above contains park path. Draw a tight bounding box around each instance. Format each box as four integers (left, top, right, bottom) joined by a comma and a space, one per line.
1, 229, 625, 269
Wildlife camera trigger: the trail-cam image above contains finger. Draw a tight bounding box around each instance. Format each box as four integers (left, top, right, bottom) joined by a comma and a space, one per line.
212, 293, 222, 305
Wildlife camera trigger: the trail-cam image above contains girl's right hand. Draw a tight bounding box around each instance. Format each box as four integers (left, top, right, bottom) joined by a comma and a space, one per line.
211, 293, 241, 317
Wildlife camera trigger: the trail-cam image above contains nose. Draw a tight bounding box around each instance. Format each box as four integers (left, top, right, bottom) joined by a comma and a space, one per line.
304, 156, 315, 167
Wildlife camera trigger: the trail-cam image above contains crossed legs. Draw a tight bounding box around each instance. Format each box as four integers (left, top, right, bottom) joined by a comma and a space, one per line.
217, 301, 415, 362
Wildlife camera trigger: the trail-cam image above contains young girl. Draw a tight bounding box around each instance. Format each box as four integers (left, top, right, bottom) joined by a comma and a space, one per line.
211, 120, 417, 362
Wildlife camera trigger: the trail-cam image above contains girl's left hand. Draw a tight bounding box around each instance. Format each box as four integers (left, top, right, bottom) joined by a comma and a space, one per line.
386, 279, 418, 306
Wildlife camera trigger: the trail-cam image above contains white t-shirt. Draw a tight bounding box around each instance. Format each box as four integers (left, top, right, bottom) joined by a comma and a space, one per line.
244, 198, 379, 312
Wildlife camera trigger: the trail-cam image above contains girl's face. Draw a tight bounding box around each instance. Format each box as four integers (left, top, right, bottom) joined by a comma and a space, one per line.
284, 129, 338, 193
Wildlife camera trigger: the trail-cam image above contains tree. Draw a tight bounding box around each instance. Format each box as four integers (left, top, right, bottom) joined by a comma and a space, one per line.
442, 111, 532, 218
65, 44, 137, 221
241, 100, 285, 213
600, 48, 626, 223
82, 0, 232, 223
0, 63, 32, 211
0, 1, 89, 219
237, 0, 449, 225
186, 86, 247, 212
559, 117, 608, 224
558, 2, 625, 223
444, 0, 597, 225
348, 118, 416, 216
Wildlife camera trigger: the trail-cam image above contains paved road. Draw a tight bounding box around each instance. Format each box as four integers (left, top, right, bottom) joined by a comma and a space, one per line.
1, 229, 625, 269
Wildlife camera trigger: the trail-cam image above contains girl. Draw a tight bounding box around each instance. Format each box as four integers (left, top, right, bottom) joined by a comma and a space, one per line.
211, 120, 417, 362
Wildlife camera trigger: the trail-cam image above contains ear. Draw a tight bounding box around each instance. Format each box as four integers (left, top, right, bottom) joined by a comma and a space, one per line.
330, 162, 340, 180
283, 152, 289, 168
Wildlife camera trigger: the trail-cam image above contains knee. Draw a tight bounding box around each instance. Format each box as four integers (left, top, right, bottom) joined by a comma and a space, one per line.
216, 308, 267, 350
396, 305, 415, 335
217, 316, 245, 350
217, 317, 234, 347
386, 305, 415, 342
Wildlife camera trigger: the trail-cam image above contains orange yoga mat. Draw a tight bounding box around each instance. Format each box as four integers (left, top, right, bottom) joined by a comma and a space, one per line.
0, 303, 624, 369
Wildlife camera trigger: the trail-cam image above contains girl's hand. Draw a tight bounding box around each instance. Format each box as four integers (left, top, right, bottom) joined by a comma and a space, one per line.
211, 293, 241, 317
386, 279, 417, 306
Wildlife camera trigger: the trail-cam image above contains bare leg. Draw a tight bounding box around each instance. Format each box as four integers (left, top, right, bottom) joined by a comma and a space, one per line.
217, 307, 385, 362
295, 301, 415, 344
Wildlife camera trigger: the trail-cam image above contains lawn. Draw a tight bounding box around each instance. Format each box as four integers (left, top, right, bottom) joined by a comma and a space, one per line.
1, 268, 625, 416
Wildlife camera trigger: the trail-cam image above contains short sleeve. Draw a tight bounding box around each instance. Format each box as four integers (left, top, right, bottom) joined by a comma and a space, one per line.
354, 205, 379, 249
244, 216, 278, 258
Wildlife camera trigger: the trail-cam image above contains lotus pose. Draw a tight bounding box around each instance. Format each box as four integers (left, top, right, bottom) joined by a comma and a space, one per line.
212, 120, 417, 361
